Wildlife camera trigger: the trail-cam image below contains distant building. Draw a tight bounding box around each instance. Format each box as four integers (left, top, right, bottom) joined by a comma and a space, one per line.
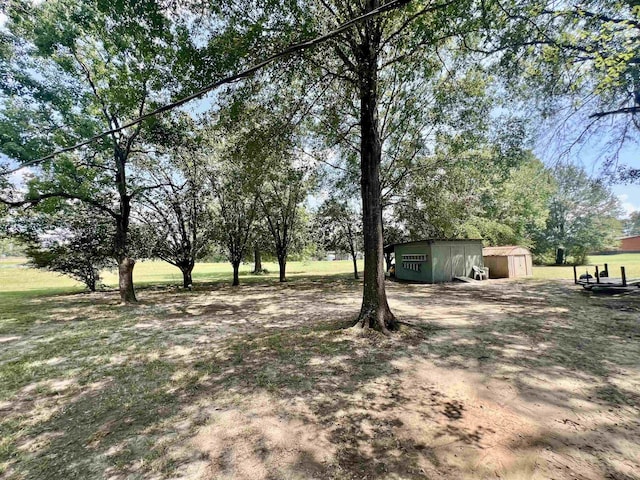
619, 235, 640, 252
325, 251, 362, 261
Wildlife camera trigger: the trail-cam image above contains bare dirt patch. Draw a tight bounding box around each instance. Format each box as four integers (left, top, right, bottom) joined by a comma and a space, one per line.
1, 277, 639, 479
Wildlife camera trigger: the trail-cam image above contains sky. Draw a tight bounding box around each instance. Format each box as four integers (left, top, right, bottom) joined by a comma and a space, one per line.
0, 8, 639, 217
533, 132, 640, 217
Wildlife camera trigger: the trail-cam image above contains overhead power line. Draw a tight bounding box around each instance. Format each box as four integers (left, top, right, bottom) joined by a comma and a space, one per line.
1, 0, 414, 176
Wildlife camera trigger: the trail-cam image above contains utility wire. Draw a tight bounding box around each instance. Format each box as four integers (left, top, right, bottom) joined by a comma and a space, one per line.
1, 0, 414, 176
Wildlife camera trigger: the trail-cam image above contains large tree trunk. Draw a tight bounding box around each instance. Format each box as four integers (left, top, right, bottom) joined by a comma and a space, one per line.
252, 247, 262, 274
114, 149, 137, 303
181, 264, 194, 289
87, 266, 98, 292
278, 254, 287, 282
118, 257, 137, 303
114, 209, 136, 303
555, 247, 565, 265
353, 4, 396, 333
232, 260, 241, 286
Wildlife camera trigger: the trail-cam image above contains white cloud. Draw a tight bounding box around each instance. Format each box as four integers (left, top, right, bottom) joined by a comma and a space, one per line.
618, 194, 639, 218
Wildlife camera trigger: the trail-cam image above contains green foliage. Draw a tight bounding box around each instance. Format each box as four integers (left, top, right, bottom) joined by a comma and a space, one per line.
17, 204, 115, 291
490, 0, 640, 177
534, 164, 622, 264
136, 116, 214, 278
0, 0, 193, 281
208, 143, 261, 268
0, 238, 25, 257
624, 211, 640, 236
314, 198, 361, 257
259, 160, 313, 264
393, 139, 554, 248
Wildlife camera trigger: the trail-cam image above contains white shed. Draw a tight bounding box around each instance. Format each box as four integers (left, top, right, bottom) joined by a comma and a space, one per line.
482, 246, 533, 279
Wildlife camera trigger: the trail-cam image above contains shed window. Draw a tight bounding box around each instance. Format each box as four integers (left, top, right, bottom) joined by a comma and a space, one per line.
402, 254, 427, 262
402, 262, 422, 272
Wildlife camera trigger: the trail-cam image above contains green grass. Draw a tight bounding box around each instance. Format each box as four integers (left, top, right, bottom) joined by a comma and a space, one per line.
532, 253, 640, 280
0, 257, 364, 295
4, 251, 640, 297
4, 253, 640, 295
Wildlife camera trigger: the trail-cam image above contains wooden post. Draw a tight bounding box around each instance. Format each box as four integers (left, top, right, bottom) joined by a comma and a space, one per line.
573, 265, 578, 284
604, 263, 609, 274
595, 265, 600, 283
621, 266, 627, 287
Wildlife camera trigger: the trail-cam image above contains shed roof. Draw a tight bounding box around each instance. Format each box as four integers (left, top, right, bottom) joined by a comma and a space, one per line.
482, 246, 531, 257
384, 238, 483, 254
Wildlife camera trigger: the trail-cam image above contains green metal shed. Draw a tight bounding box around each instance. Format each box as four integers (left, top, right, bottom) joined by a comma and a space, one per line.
384, 239, 484, 283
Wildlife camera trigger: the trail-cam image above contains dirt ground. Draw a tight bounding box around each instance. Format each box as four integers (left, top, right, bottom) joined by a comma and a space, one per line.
1, 277, 639, 480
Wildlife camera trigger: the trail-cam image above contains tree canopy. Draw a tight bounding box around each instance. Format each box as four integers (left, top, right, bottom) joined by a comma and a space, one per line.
0, 0, 635, 321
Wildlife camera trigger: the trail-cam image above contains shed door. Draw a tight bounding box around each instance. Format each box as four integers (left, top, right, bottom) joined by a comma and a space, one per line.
514, 255, 526, 276
451, 246, 465, 277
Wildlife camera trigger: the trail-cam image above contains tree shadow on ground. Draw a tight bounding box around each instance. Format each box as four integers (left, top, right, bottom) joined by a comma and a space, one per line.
1, 277, 639, 479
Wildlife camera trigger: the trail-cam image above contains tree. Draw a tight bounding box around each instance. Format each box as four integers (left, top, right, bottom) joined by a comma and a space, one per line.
209, 152, 261, 287
624, 211, 640, 236
283, 0, 505, 333
260, 162, 310, 283
2, 0, 558, 327
136, 124, 213, 288
249, 218, 272, 274
480, 1, 640, 178
535, 164, 622, 264
0, 0, 182, 303
8, 201, 115, 291
26, 231, 112, 292
316, 199, 362, 279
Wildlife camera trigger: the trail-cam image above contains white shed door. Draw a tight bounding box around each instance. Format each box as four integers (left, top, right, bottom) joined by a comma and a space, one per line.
514, 255, 526, 276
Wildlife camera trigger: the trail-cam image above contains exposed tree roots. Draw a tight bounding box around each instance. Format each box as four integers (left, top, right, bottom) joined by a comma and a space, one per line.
352, 304, 397, 335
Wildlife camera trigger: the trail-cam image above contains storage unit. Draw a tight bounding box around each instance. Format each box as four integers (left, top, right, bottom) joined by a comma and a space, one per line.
384, 239, 484, 283
482, 246, 533, 279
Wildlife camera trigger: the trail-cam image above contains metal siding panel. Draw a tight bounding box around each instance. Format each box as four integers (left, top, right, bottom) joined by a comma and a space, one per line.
451, 246, 465, 277
395, 242, 431, 282
431, 245, 451, 283
465, 243, 483, 277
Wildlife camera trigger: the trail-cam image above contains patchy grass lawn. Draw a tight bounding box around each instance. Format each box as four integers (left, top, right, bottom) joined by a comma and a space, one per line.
533, 253, 640, 280
0, 258, 365, 294
1, 262, 639, 479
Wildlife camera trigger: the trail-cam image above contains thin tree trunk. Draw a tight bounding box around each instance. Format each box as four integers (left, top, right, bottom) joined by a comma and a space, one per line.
350, 242, 359, 280
118, 257, 136, 303
278, 254, 287, 282
384, 252, 392, 272
232, 261, 241, 286
353, 4, 396, 333
253, 247, 262, 274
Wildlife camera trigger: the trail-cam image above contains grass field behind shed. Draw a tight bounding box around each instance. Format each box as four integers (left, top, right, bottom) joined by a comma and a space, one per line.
533, 253, 640, 280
